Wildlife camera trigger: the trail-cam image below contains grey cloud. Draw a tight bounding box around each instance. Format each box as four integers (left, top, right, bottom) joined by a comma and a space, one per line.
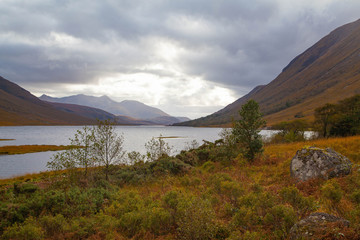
1, 0, 360, 97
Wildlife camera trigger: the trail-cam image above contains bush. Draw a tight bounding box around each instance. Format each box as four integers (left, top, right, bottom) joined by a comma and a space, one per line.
176, 197, 217, 240
2, 217, 44, 240
280, 186, 317, 215
39, 214, 68, 238
321, 180, 343, 205
264, 205, 297, 238
232, 206, 261, 229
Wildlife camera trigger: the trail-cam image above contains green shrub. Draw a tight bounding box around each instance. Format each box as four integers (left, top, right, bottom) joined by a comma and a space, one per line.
280, 186, 317, 215
143, 207, 172, 235
264, 205, 297, 238
321, 180, 343, 204
351, 190, 360, 205
69, 216, 97, 239
2, 217, 44, 240
39, 214, 68, 237
201, 161, 215, 172
232, 206, 261, 229
176, 197, 217, 240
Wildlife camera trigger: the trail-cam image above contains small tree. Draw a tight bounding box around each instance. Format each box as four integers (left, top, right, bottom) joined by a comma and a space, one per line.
93, 120, 126, 180
314, 103, 337, 138
145, 135, 172, 162
47, 126, 95, 177
70, 126, 95, 176
232, 99, 266, 161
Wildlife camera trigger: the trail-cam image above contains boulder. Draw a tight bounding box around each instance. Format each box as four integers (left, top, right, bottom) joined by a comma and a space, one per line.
289, 212, 350, 240
290, 147, 351, 182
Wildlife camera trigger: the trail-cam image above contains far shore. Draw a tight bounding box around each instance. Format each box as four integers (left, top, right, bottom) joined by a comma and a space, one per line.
0, 145, 79, 155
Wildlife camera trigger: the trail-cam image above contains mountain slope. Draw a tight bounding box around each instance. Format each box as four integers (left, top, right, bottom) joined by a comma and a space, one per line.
40, 94, 170, 119
44, 101, 117, 121
0, 77, 96, 125
178, 19, 360, 127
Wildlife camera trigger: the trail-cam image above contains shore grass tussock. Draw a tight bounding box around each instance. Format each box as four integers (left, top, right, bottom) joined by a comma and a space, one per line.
1, 135, 360, 239
0, 145, 79, 155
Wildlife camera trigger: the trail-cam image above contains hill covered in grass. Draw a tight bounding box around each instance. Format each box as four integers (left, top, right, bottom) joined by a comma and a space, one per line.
1, 136, 360, 239
178, 18, 360, 127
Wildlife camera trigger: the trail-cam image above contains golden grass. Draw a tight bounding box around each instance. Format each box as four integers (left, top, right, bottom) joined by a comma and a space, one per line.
0, 144, 78, 155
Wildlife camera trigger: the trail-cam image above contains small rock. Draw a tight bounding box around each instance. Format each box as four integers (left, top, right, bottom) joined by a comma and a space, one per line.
289, 212, 350, 240
290, 147, 352, 182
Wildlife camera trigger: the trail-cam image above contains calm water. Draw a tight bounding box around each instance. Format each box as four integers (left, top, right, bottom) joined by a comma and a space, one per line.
0, 126, 221, 179
0, 126, 275, 179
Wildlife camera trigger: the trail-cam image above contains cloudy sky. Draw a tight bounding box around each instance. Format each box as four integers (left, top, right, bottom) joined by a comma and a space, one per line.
1, 0, 359, 119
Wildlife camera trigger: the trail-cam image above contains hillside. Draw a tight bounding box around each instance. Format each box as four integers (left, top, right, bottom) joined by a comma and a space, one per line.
178, 19, 360, 127
0, 76, 96, 126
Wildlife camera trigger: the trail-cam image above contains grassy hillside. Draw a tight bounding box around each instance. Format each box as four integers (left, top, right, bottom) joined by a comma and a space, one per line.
178, 19, 360, 127
0, 77, 96, 126
1, 136, 360, 239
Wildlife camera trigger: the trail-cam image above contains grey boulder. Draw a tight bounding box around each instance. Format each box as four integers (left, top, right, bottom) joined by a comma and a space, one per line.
289, 212, 350, 240
290, 147, 351, 182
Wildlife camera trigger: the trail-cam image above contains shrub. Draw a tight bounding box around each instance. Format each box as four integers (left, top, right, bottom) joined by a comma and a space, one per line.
232, 206, 261, 229
39, 214, 68, 238
280, 186, 317, 215
2, 217, 44, 240
321, 180, 343, 205
176, 197, 217, 240
264, 205, 297, 238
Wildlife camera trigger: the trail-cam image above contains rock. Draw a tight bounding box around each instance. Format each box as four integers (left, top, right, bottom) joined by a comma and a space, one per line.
290, 147, 352, 182
289, 212, 350, 240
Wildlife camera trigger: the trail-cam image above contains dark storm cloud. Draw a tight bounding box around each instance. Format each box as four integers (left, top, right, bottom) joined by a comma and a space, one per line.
1, 0, 360, 95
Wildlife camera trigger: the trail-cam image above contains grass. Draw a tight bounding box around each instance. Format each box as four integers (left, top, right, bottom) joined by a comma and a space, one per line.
0, 145, 79, 155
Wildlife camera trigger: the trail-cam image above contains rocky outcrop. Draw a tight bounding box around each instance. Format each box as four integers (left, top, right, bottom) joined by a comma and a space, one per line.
289, 212, 350, 240
290, 147, 352, 182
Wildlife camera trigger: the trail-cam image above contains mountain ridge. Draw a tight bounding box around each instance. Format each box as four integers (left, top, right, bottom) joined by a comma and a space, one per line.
40, 94, 190, 125
176, 18, 360, 127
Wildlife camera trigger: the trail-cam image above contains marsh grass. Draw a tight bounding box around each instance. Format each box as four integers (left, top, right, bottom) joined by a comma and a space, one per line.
0, 145, 79, 155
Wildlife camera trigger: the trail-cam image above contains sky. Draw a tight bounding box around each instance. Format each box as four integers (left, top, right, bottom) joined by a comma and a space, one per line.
1, 0, 360, 119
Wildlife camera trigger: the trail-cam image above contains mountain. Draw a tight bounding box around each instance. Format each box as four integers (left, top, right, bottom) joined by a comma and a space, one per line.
44, 101, 117, 121
40, 94, 189, 125
177, 19, 360, 127
40, 94, 169, 119
0, 76, 96, 125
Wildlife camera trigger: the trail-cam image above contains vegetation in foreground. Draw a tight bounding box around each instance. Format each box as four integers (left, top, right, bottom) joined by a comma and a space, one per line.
1, 105, 360, 239
0, 145, 78, 155
1, 134, 360, 239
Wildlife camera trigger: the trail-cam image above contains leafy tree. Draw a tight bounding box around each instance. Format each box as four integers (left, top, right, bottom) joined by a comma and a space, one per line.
70, 126, 95, 176
47, 126, 95, 176
145, 135, 172, 162
232, 99, 266, 161
314, 103, 337, 138
330, 95, 360, 136
314, 95, 360, 137
93, 120, 126, 180
271, 119, 309, 143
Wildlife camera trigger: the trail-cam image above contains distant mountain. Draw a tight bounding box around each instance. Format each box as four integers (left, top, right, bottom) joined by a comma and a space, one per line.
44, 101, 117, 121
0, 76, 95, 125
40, 94, 189, 125
177, 19, 360, 127
40, 94, 169, 119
